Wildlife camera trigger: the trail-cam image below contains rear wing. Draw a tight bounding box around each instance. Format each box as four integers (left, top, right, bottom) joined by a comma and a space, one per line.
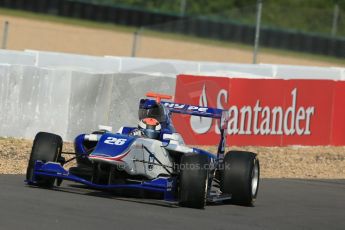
162, 101, 229, 158
161, 101, 229, 128
145, 92, 228, 121
162, 101, 222, 118
145, 92, 228, 159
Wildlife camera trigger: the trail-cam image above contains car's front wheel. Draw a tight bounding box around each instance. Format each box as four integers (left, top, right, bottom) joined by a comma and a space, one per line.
26, 132, 63, 187
179, 154, 210, 209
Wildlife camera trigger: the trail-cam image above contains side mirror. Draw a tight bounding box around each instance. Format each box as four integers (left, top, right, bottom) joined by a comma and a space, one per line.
162, 133, 185, 145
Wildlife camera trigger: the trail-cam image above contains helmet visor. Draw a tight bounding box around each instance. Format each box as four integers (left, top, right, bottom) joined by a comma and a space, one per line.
138, 106, 166, 123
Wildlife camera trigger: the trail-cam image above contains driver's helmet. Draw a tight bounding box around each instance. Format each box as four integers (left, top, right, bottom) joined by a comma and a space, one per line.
138, 118, 161, 139
139, 100, 167, 124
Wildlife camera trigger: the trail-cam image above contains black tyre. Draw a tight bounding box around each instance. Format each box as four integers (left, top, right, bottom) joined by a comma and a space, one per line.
26, 132, 63, 187
179, 154, 209, 209
221, 151, 260, 206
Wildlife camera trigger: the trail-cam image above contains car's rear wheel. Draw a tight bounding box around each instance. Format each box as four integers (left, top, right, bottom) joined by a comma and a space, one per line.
221, 151, 260, 206
179, 154, 209, 209
26, 132, 63, 187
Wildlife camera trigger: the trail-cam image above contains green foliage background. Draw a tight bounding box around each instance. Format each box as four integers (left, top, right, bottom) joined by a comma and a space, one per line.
77, 0, 345, 37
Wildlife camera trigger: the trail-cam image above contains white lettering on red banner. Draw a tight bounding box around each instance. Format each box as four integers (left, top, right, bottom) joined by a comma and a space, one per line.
174, 75, 345, 146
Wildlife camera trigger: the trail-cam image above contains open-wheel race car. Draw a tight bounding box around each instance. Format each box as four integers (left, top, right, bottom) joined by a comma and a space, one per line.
26, 92, 260, 209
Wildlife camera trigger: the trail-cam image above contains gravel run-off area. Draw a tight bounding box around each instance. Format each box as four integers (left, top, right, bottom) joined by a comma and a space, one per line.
1, 137, 344, 179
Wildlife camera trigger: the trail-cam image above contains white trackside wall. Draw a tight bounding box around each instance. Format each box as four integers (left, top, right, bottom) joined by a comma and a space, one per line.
0, 49, 344, 142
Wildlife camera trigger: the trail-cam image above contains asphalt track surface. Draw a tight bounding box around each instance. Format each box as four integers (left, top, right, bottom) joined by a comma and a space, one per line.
0, 175, 344, 230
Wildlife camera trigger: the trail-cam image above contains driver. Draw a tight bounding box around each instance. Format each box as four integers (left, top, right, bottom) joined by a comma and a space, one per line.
130, 117, 162, 140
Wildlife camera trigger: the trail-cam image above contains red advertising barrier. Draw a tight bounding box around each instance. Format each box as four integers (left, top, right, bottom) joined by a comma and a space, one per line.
331, 81, 345, 145
174, 74, 345, 146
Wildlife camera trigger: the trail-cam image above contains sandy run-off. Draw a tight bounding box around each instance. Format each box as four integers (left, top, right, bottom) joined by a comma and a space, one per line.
1, 138, 344, 179
0, 14, 343, 67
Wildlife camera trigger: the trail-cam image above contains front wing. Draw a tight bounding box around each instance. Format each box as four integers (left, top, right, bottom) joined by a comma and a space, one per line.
27, 161, 176, 201
26, 161, 231, 204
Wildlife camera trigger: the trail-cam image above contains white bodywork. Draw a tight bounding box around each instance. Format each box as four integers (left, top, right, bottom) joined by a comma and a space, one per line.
89, 127, 196, 179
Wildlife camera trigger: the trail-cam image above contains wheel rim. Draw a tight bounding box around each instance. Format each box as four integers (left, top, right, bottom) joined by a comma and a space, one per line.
251, 160, 259, 197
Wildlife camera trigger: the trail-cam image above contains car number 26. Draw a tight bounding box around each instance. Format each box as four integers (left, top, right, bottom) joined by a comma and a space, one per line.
104, 137, 127, 145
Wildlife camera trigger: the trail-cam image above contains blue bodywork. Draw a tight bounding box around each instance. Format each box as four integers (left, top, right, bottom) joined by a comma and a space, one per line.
26, 98, 229, 202
90, 133, 136, 158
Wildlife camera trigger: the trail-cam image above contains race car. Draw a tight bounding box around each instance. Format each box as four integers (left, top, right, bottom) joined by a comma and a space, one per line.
26, 92, 260, 209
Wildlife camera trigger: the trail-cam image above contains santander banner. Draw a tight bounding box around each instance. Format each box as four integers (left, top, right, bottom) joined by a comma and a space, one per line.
174, 74, 345, 146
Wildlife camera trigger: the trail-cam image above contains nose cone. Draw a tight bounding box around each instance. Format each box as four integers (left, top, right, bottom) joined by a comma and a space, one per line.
89, 133, 136, 163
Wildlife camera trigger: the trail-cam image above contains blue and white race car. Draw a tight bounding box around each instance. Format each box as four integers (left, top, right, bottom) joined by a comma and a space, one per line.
26, 92, 260, 209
